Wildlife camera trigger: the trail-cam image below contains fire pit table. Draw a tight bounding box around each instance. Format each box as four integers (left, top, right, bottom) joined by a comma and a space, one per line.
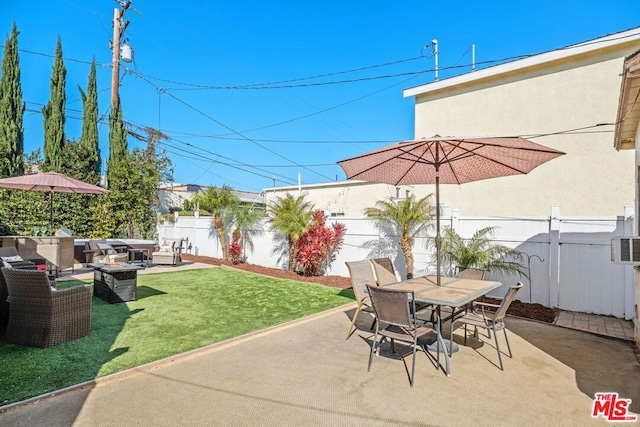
93, 264, 144, 303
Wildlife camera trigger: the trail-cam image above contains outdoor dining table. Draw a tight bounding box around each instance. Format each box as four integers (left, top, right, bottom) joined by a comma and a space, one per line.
384, 275, 502, 376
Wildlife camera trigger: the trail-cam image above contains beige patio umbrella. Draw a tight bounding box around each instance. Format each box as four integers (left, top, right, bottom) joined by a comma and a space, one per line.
337, 136, 565, 285
0, 171, 108, 234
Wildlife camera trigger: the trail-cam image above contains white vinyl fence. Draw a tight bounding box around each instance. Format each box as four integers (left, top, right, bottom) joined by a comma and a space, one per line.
158, 206, 635, 320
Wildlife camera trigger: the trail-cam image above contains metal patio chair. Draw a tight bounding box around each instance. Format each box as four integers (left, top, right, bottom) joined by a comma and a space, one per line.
452, 282, 523, 370
370, 257, 399, 286
366, 284, 449, 386
344, 260, 377, 340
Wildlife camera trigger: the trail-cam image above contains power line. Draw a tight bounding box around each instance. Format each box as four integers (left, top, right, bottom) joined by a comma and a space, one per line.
133, 73, 335, 181
158, 143, 284, 189
143, 54, 429, 90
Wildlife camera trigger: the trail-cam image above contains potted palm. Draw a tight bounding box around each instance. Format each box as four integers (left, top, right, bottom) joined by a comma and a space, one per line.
440, 226, 527, 277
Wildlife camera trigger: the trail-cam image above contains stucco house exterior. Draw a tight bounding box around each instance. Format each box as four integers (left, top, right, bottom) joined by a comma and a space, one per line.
614, 48, 640, 343
159, 183, 265, 214
267, 28, 640, 220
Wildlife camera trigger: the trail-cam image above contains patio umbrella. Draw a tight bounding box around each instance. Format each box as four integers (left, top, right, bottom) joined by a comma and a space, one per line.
337, 136, 565, 285
0, 171, 109, 234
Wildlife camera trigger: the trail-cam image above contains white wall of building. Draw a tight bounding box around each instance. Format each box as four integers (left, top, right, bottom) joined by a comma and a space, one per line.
407, 50, 638, 217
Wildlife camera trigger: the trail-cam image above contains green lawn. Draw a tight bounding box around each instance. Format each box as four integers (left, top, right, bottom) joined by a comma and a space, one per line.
0, 267, 355, 405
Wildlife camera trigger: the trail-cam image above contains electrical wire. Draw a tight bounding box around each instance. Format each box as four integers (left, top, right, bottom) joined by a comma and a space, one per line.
144, 54, 428, 90
133, 72, 335, 182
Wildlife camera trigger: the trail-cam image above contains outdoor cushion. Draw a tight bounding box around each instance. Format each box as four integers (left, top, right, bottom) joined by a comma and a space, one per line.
97, 243, 117, 255
159, 240, 175, 252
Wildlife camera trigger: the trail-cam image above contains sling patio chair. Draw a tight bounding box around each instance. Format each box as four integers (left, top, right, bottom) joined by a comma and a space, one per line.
366, 284, 450, 386
344, 260, 378, 340
372, 257, 434, 317
456, 266, 488, 280
451, 282, 523, 370
370, 257, 399, 286
1, 267, 92, 348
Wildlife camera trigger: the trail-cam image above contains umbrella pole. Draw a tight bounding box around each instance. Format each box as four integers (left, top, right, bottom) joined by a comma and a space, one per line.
49, 192, 53, 235
435, 171, 441, 287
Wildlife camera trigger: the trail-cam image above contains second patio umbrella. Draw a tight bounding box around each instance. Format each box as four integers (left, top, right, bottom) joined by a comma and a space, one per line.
337, 136, 565, 285
0, 171, 109, 234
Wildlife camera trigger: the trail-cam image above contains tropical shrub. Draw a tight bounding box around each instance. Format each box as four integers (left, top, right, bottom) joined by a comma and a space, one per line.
365, 195, 434, 279
440, 226, 527, 277
228, 242, 242, 264
294, 211, 346, 276
267, 194, 314, 271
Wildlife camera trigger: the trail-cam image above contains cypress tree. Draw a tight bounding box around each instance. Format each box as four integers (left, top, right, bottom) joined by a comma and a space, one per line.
78, 58, 100, 184
107, 100, 127, 185
42, 37, 66, 172
0, 22, 25, 177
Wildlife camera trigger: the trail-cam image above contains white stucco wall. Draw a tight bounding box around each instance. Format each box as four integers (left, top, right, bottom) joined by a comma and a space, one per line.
264, 181, 417, 217
409, 48, 638, 217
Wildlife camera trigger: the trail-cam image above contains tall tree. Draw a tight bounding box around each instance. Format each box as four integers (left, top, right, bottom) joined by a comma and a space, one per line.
193, 186, 240, 260
100, 145, 172, 239
0, 22, 25, 178
267, 194, 314, 271
78, 58, 100, 184
365, 195, 435, 279
108, 101, 127, 186
42, 37, 66, 172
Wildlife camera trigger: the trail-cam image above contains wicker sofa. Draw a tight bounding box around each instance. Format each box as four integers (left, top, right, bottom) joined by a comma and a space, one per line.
1, 268, 92, 348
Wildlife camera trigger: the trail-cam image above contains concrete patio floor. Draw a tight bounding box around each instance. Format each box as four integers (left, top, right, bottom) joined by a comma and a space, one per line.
1, 300, 638, 426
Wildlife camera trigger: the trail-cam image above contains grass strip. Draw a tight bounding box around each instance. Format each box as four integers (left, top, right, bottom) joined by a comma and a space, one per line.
0, 267, 354, 405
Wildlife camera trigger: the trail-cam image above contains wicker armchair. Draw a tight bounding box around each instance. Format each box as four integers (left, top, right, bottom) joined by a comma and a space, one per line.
1, 268, 92, 348
152, 238, 184, 266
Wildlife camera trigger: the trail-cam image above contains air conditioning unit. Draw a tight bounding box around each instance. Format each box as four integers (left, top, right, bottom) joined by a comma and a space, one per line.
611, 236, 640, 264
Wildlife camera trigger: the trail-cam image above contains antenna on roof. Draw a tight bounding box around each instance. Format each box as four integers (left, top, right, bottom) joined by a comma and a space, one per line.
472, 44, 476, 71
432, 39, 439, 80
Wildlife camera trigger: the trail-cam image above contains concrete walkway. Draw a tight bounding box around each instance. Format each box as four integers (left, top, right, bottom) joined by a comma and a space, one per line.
555, 310, 635, 341
1, 303, 639, 426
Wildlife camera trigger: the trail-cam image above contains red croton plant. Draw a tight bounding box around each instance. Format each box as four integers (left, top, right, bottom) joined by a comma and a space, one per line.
294, 211, 346, 276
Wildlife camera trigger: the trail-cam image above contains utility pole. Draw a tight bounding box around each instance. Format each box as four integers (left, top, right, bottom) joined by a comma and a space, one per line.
110, 1, 134, 110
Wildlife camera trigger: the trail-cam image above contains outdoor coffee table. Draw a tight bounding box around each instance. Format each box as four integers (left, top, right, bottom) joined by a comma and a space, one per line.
93, 264, 144, 303
127, 248, 150, 268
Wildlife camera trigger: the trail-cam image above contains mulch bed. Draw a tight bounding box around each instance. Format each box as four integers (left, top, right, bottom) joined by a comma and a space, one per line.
183, 254, 558, 323
182, 254, 352, 288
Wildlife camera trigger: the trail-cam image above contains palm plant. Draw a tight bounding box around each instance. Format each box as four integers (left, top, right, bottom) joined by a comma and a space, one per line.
231, 204, 265, 255
267, 194, 314, 271
192, 185, 240, 260
365, 195, 435, 279
440, 226, 527, 277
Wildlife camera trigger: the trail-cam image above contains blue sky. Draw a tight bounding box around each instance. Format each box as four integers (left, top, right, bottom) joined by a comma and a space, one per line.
3, 1, 640, 192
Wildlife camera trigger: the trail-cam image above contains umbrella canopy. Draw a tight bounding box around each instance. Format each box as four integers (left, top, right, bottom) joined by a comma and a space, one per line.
337, 136, 565, 285
0, 172, 108, 233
